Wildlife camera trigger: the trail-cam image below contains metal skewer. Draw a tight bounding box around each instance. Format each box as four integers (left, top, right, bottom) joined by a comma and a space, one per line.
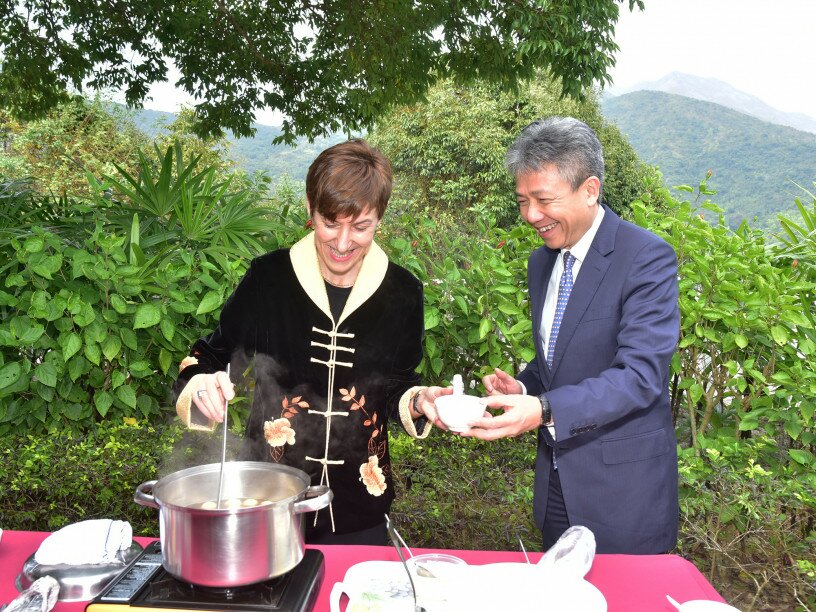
385, 514, 425, 612
216, 363, 231, 509
518, 535, 531, 564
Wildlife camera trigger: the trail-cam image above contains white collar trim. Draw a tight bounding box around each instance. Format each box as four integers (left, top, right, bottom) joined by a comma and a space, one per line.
289, 232, 389, 324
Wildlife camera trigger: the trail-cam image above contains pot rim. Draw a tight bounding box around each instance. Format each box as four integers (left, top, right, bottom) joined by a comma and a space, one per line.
149, 461, 310, 513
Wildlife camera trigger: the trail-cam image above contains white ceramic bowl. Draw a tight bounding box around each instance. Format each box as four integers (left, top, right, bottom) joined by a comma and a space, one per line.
434, 395, 486, 432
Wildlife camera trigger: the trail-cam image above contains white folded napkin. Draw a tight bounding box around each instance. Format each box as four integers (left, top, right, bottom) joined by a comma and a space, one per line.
537, 525, 596, 578
35, 519, 132, 566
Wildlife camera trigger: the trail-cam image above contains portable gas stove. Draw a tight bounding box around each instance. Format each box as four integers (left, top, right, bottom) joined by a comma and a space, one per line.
85, 541, 323, 612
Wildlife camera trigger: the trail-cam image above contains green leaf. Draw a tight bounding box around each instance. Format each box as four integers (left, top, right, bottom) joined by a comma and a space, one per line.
120, 328, 138, 350
31, 253, 63, 279
770, 325, 788, 345
18, 323, 45, 344
424, 308, 440, 331
62, 332, 82, 361
431, 357, 443, 376
112, 370, 127, 389
734, 334, 748, 349
35, 362, 58, 387
159, 348, 172, 374
36, 382, 55, 402
160, 317, 175, 342
788, 448, 814, 466
95, 391, 114, 417
196, 291, 223, 315
784, 419, 802, 440
85, 341, 101, 365
116, 385, 138, 409
67, 356, 86, 382
102, 336, 122, 361
110, 294, 128, 314
24, 236, 45, 253
497, 302, 521, 316
134, 303, 161, 329
0, 362, 23, 390
478, 318, 491, 340
493, 284, 516, 294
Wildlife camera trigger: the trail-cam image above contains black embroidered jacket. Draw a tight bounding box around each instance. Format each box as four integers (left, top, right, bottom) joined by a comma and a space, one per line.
175, 234, 426, 535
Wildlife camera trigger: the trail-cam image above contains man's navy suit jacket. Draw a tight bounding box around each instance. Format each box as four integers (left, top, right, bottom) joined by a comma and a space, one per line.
518, 205, 680, 554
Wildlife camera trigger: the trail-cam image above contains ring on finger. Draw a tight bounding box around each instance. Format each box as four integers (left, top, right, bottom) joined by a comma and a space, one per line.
196, 389, 207, 398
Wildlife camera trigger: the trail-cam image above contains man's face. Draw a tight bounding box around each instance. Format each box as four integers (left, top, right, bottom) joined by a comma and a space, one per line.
516, 164, 600, 250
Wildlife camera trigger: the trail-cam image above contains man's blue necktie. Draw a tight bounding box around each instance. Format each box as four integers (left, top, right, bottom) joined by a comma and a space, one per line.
547, 251, 575, 368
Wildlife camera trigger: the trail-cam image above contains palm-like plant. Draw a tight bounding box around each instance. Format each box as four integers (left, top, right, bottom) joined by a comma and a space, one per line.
93, 141, 281, 263
775, 184, 816, 270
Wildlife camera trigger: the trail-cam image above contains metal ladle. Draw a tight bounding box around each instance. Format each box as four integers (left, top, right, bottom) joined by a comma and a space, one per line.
385, 514, 426, 612
216, 363, 231, 509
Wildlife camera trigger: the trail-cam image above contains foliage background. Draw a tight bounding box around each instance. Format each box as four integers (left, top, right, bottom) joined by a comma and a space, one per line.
0, 91, 814, 610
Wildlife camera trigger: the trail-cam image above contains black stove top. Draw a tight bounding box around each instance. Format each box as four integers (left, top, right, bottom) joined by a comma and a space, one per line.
86, 541, 323, 612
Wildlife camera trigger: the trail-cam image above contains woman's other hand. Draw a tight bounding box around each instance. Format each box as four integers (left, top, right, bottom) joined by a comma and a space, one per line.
188, 371, 235, 422
415, 386, 452, 430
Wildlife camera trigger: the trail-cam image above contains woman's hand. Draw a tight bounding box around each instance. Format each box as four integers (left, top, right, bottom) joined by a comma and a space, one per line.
188, 371, 235, 422
414, 386, 452, 430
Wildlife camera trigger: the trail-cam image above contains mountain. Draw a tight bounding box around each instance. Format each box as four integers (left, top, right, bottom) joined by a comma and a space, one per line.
602, 90, 816, 229
127, 106, 345, 181
607, 72, 816, 135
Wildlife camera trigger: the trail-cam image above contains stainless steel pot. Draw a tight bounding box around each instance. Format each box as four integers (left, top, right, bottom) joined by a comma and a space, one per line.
134, 461, 332, 587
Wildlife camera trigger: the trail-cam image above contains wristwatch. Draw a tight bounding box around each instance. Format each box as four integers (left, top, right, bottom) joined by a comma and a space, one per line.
539, 394, 552, 426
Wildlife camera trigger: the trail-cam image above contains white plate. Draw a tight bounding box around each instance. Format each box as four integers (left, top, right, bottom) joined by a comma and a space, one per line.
331, 560, 607, 612
676, 600, 742, 612
330, 561, 414, 612
450, 563, 606, 611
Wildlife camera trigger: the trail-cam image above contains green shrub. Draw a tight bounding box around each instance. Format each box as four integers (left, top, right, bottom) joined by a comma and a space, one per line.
0, 421, 185, 533
678, 433, 816, 610
634, 180, 816, 462
0, 145, 304, 435
0, 223, 231, 432
389, 426, 537, 552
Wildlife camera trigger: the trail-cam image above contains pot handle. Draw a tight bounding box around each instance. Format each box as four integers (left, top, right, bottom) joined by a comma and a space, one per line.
293, 485, 333, 514
134, 480, 160, 509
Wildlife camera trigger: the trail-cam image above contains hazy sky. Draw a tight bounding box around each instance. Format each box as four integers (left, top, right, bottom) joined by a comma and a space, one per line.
609, 0, 815, 117
138, 0, 815, 125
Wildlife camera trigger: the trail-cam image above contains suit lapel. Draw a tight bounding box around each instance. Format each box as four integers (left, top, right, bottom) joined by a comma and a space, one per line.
549, 207, 619, 376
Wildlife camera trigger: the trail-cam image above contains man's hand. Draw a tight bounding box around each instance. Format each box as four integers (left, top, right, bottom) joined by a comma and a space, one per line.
482, 368, 523, 396
460, 394, 542, 440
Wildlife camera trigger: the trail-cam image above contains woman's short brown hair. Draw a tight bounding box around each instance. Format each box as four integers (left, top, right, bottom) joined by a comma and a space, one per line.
305, 139, 392, 221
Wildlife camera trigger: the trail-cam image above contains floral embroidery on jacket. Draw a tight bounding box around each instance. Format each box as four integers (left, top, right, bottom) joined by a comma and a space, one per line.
340, 387, 387, 461
266, 395, 309, 461
359, 455, 387, 496
264, 418, 295, 447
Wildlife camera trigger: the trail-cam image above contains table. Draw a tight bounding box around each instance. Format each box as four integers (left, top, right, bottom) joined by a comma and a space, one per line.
1, 530, 727, 611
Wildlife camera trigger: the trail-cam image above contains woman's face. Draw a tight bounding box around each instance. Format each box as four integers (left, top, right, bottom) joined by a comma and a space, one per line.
310, 206, 380, 285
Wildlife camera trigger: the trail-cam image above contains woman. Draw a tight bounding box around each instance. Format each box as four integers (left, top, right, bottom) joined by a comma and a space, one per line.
174, 139, 447, 545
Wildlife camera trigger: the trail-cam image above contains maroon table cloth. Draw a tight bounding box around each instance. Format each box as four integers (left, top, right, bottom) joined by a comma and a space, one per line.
0, 530, 727, 611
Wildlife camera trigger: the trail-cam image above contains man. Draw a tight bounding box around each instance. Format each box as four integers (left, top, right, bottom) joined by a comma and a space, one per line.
462, 117, 680, 554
